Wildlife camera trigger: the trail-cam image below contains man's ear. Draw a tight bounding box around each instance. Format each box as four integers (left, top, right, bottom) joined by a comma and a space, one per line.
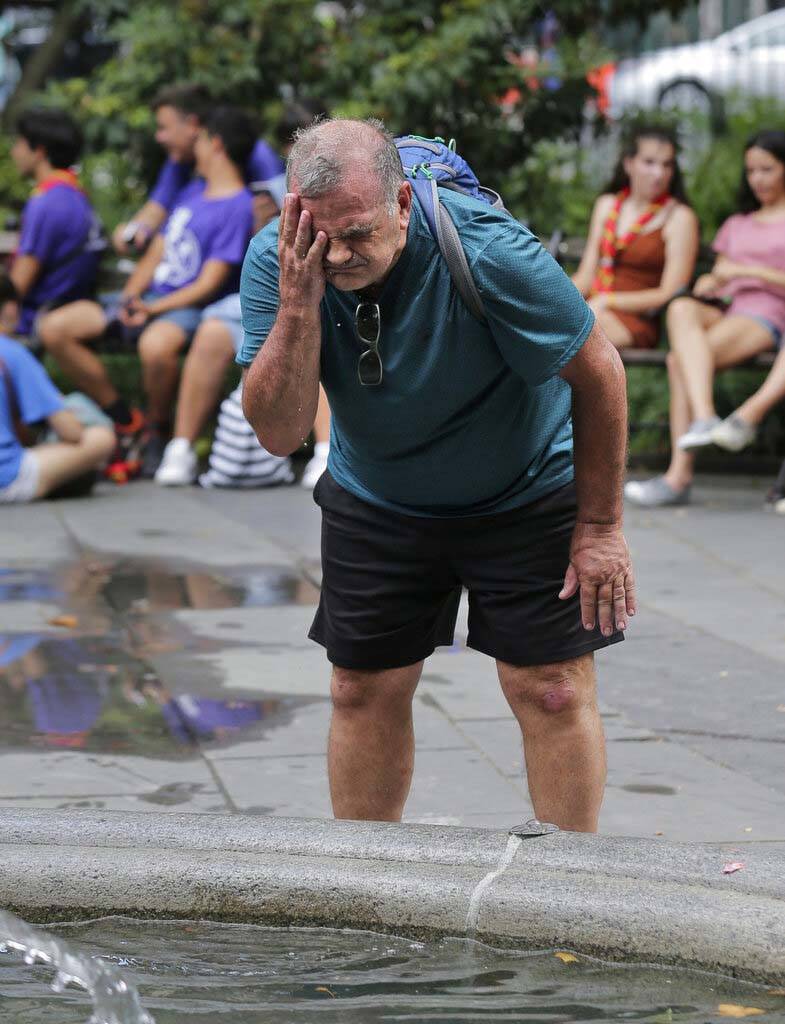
398, 181, 413, 228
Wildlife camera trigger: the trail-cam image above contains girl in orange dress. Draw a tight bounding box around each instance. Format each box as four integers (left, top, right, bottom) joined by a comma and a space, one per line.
573, 126, 699, 349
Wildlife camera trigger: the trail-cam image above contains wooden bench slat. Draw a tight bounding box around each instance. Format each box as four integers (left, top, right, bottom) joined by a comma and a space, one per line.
620, 349, 776, 369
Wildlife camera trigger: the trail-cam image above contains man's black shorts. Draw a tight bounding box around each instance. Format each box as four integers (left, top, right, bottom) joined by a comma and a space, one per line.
309, 471, 624, 670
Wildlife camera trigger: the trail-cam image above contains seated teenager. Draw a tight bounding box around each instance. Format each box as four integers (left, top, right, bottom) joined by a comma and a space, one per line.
154, 99, 330, 487
8, 107, 103, 341
39, 106, 255, 478
112, 83, 285, 254
0, 276, 114, 504
627, 129, 785, 507
572, 125, 699, 350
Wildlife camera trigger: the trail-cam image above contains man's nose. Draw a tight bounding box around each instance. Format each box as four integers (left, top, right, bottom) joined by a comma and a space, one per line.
323, 240, 353, 266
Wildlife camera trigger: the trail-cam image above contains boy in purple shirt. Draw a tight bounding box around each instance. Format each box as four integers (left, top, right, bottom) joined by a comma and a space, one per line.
113, 83, 285, 255
9, 108, 103, 338
38, 107, 255, 477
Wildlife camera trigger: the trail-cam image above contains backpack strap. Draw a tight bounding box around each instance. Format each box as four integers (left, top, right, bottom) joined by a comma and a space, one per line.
427, 178, 486, 322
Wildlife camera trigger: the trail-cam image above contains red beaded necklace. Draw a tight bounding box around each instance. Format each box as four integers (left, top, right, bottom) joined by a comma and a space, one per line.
591, 187, 671, 294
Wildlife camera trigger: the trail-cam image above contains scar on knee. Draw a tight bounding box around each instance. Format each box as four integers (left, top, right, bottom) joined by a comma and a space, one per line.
541, 684, 576, 713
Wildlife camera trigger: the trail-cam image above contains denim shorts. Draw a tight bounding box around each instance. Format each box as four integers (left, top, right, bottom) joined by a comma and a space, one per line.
100, 291, 202, 346
200, 293, 244, 354
747, 315, 783, 350
0, 450, 39, 503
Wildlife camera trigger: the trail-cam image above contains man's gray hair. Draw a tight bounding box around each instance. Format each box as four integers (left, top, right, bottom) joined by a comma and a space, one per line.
286, 117, 405, 213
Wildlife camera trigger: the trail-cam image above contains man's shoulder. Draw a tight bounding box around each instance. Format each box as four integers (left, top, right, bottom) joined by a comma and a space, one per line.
437, 189, 530, 253
247, 218, 280, 261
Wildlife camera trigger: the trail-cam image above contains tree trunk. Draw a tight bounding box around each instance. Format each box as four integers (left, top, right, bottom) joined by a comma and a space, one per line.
1, 0, 85, 132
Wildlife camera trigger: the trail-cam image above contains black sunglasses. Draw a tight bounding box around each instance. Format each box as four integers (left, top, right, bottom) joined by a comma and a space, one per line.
355, 302, 382, 386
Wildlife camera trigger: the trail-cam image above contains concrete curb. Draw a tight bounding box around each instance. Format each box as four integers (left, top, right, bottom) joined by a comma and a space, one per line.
1, 809, 783, 984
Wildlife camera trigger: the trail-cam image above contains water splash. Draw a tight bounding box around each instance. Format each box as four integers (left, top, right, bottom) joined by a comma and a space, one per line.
465, 834, 523, 935
0, 910, 155, 1024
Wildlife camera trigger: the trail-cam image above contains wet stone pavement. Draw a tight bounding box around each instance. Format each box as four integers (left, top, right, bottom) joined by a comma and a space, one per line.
0, 475, 783, 840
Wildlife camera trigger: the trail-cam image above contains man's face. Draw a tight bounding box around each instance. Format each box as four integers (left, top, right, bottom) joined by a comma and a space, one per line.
296, 174, 412, 292
154, 105, 200, 163
10, 136, 36, 177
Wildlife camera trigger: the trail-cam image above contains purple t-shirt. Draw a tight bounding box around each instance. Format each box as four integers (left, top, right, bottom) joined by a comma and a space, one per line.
150, 179, 254, 301
0, 335, 64, 489
149, 139, 286, 211
713, 212, 785, 336
16, 184, 103, 334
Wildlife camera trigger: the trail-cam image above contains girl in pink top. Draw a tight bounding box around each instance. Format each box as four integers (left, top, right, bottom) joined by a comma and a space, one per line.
626, 130, 785, 507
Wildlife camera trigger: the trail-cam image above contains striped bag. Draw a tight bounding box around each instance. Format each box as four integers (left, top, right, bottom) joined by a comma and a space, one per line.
199, 384, 294, 489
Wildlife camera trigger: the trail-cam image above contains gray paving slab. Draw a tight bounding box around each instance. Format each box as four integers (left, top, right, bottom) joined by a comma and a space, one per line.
0, 503, 74, 564
57, 483, 291, 566
602, 735, 785, 841
0, 750, 219, 801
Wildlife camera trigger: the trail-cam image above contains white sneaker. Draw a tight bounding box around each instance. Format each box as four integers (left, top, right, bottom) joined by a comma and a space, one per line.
155, 438, 197, 486
710, 413, 757, 453
301, 442, 329, 489
676, 416, 722, 451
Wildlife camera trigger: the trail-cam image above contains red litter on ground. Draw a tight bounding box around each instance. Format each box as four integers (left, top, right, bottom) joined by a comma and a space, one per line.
723, 862, 745, 874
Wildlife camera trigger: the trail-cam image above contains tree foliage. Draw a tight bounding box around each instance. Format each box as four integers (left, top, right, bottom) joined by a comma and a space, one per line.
3, 0, 693, 226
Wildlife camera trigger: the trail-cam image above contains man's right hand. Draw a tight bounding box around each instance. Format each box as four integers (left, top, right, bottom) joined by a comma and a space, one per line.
278, 193, 328, 312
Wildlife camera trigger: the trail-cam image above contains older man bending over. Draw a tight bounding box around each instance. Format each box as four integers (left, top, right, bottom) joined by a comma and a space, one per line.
239, 118, 635, 831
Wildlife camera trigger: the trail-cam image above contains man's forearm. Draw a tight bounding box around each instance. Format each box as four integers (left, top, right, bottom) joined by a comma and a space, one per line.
242, 307, 322, 456
570, 344, 627, 525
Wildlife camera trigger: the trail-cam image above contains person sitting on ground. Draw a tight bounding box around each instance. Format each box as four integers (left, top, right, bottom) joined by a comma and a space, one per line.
154, 98, 330, 487
572, 124, 699, 350
8, 107, 103, 342
112, 83, 285, 254
0, 276, 115, 504
626, 129, 785, 508
38, 106, 255, 478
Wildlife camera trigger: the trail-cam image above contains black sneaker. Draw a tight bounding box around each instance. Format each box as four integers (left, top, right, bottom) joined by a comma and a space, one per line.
139, 431, 168, 479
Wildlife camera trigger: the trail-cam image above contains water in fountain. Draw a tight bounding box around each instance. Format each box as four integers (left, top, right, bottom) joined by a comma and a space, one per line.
0, 909, 155, 1024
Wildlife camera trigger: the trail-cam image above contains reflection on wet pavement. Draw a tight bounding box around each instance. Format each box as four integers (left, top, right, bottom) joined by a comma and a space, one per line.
0, 557, 320, 761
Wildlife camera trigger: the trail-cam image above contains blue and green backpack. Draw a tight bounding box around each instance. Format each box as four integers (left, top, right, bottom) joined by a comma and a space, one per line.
394, 135, 508, 321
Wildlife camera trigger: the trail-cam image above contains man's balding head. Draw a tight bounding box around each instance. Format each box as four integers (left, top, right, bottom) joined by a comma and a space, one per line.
286, 118, 405, 212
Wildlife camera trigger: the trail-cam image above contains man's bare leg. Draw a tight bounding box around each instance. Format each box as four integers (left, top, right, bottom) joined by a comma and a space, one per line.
38, 302, 117, 407
138, 320, 188, 428
173, 319, 235, 441
328, 660, 423, 821
497, 652, 606, 832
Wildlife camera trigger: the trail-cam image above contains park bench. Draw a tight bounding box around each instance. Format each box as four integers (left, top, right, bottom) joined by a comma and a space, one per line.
551, 233, 779, 372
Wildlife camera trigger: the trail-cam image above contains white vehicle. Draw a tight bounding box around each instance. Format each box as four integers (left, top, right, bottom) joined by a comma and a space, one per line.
608, 7, 785, 119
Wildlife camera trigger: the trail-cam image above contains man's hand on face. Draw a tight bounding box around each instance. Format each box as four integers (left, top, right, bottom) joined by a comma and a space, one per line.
278, 193, 328, 312
558, 522, 636, 636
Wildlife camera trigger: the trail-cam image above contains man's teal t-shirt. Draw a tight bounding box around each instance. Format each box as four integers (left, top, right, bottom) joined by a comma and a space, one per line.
237, 190, 594, 517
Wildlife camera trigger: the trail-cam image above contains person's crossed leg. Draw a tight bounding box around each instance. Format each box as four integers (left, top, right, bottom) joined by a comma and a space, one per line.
39, 296, 198, 477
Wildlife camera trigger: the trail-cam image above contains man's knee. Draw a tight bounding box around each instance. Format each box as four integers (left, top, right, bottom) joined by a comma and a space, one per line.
330, 663, 420, 714
499, 655, 595, 718
139, 323, 186, 364
38, 304, 86, 351
191, 319, 234, 358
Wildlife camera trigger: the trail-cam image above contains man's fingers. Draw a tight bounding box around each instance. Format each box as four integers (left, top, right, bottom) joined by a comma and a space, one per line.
307, 230, 328, 264
624, 571, 637, 617
579, 583, 597, 632
293, 209, 313, 258
612, 577, 627, 632
558, 562, 578, 600
280, 193, 299, 248
597, 581, 614, 636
